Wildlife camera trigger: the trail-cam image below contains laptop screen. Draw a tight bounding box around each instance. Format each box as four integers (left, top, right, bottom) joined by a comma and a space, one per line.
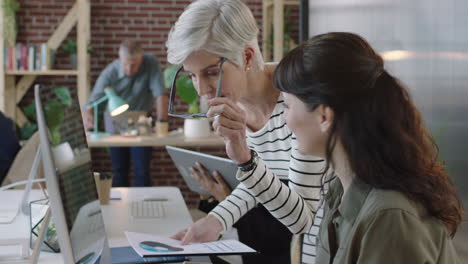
37, 87, 107, 263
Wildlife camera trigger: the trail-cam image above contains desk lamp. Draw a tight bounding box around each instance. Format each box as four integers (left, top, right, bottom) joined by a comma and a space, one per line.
86, 87, 129, 139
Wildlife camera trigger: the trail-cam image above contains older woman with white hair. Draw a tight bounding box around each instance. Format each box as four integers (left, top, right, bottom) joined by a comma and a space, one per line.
166, 1, 329, 263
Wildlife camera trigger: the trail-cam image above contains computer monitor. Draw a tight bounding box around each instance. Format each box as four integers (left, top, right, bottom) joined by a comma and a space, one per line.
35, 86, 193, 264
35, 85, 111, 264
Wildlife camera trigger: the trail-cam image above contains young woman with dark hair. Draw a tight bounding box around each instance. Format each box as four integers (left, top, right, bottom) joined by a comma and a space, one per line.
234, 32, 463, 263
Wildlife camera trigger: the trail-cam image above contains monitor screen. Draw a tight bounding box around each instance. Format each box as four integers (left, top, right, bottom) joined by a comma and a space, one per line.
36, 86, 108, 264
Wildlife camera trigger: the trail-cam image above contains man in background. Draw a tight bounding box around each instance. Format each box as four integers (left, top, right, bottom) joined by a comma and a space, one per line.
85, 40, 169, 187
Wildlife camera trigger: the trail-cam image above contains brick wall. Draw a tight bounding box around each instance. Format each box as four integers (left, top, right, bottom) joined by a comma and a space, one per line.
15, 0, 298, 207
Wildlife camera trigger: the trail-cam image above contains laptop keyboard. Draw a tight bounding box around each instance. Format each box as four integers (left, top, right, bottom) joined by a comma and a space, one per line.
130, 201, 164, 218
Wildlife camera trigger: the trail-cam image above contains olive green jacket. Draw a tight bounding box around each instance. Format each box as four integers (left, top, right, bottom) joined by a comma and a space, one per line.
316, 178, 460, 264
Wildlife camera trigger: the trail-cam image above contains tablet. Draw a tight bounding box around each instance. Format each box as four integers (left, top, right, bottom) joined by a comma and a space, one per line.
165, 146, 239, 195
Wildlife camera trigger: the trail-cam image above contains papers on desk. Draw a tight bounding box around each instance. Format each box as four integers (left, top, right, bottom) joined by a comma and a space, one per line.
110, 189, 122, 200
125, 231, 256, 257
0, 208, 18, 224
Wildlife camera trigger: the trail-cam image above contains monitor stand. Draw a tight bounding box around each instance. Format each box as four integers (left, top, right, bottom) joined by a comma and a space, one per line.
25, 149, 52, 264
21, 148, 44, 216
29, 206, 51, 264
0, 149, 47, 263
0, 149, 44, 224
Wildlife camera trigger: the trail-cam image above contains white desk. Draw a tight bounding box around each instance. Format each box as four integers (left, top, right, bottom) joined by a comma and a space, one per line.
0, 187, 209, 263
87, 133, 224, 148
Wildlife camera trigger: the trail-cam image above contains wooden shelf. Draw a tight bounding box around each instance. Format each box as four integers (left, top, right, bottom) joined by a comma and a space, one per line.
0, 0, 90, 127
262, 0, 300, 62
6, 70, 79, 76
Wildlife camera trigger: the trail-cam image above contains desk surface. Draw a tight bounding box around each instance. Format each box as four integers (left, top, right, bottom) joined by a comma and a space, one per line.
87, 133, 224, 148
0, 187, 208, 264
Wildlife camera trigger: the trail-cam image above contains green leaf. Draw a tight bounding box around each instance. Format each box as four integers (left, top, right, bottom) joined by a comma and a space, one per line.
20, 122, 37, 140
59, 39, 93, 54
2, 0, 20, 16
176, 75, 197, 105
54, 86, 72, 106
188, 102, 200, 114
164, 65, 199, 112
23, 103, 37, 122
87, 44, 95, 54
19, 86, 71, 144
59, 39, 77, 54
45, 99, 65, 129
49, 128, 61, 146
163, 65, 179, 89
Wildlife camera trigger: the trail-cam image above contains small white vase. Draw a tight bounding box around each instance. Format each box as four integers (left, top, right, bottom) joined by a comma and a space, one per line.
52, 142, 75, 169
184, 119, 211, 138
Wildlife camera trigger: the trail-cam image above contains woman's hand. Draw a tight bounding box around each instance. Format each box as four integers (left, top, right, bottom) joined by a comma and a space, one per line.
207, 98, 251, 164
171, 214, 223, 245
191, 162, 231, 201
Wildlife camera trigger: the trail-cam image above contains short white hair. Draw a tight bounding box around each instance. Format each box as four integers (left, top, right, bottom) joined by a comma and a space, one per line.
166, 0, 264, 71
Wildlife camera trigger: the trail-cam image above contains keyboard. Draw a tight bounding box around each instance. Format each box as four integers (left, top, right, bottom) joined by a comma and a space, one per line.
130, 201, 164, 218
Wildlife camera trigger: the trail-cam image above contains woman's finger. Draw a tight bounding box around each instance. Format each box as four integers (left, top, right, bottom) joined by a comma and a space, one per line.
207, 104, 242, 121
207, 98, 246, 120
171, 227, 188, 241
190, 167, 204, 184
195, 162, 212, 181
212, 170, 228, 186
212, 114, 245, 131
181, 227, 195, 245
208, 97, 244, 113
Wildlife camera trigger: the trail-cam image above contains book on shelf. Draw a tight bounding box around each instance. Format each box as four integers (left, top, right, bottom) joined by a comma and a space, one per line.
28, 45, 35, 71
15, 44, 21, 70
7, 46, 14, 71
21, 44, 28, 70
3, 46, 7, 70
41, 43, 49, 71
3, 43, 53, 72
35, 44, 41, 71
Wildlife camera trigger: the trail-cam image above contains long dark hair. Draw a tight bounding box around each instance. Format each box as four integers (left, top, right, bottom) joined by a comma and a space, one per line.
274, 32, 463, 236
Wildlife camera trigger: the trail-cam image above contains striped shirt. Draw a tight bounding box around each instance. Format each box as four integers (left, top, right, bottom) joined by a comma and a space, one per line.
209, 96, 330, 263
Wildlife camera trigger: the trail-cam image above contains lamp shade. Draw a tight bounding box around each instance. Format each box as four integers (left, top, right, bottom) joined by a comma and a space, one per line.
104, 88, 129, 116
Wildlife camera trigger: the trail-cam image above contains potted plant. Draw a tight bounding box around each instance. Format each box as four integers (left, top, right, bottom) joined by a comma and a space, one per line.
164, 65, 211, 138
59, 39, 94, 69
21, 86, 75, 166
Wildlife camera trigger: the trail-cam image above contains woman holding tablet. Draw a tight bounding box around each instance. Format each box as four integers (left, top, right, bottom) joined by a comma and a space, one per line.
166, 0, 328, 263
238, 32, 463, 263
